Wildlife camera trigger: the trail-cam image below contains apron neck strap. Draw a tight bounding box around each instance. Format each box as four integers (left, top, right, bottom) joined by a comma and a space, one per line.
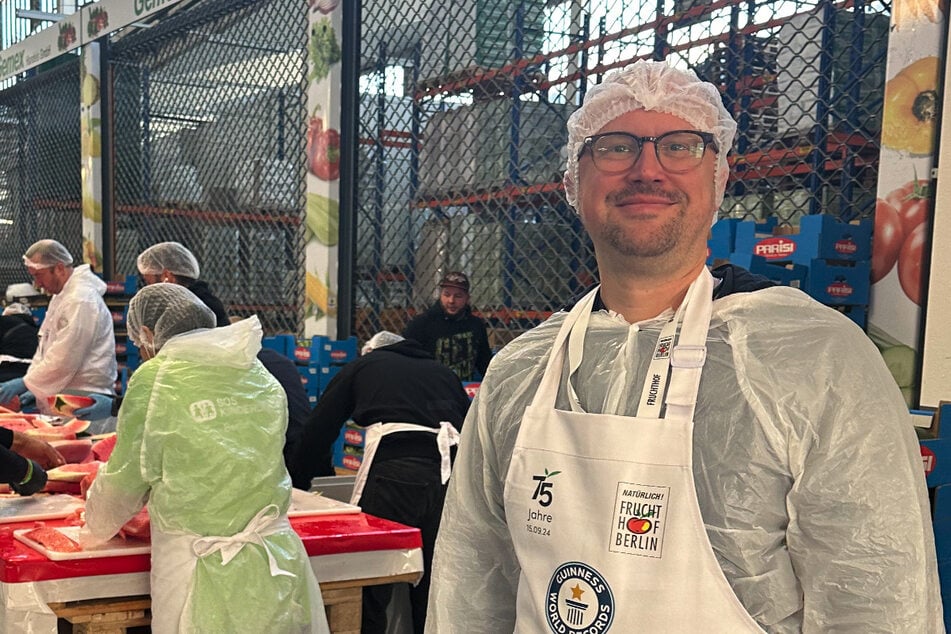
531, 268, 715, 421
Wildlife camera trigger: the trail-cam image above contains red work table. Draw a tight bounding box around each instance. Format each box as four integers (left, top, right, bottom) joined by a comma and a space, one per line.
0, 512, 423, 632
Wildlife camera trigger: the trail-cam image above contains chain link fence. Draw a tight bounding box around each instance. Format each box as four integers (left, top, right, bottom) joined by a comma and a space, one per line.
0, 0, 892, 347
110, 0, 309, 334
0, 59, 82, 285
0, 0, 308, 336
357, 0, 890, 350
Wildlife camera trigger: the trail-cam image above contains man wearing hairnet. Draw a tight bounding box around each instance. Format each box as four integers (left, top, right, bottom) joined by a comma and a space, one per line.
136, 241, 230, 326
289, 331, 470, 634
78, 242, 309, 464
0, 240, 116, 429
426, 60, 942, 632
83, 283, 328, 633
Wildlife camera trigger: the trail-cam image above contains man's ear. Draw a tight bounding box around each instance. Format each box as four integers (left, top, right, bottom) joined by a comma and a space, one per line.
139, 325, 156, 359
563, 170, 575, 200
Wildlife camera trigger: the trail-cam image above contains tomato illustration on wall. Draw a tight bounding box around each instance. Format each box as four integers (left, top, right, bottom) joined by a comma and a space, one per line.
871, 177, 932, 304
306, 114, 340, 181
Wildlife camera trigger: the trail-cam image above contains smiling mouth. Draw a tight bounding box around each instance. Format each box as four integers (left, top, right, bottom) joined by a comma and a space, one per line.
617, 197, 673, 206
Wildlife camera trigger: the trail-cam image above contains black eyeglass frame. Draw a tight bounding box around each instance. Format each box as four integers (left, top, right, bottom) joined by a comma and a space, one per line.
578, 130, 720, 173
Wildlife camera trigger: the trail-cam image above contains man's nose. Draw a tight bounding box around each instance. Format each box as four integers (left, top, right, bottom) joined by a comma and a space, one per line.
627, 141, 665, 178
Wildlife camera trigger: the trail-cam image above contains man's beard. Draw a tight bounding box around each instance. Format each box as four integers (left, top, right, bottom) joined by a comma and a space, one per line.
597, 184, 687, 258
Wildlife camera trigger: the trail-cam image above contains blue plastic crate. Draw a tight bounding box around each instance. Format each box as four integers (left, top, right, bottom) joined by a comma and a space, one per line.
733, 214, 871, 266
262, 334, 296, 358
312, 336, 358, 367
297, 365, 319, 397
728, 253, 808, 288
318, 365, 342, 390
707, 217, 746, 262
104, 275, 137, 296
342, 422, 366, 449
802, 259, 870, 305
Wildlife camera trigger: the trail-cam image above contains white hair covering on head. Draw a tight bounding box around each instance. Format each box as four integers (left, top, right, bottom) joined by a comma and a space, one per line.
2, 302, 30, 317
361, 331, 405, 356
127, 283, 216, 355
23, 239, 73, 269
137, 242, 201, 279
563, 59, 738, 214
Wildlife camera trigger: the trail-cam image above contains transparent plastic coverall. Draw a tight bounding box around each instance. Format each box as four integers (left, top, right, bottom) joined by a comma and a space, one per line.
84, 284, 327, 633
426, 59, 942, 633
23, 263, 116, 418
426, 287, 943, 632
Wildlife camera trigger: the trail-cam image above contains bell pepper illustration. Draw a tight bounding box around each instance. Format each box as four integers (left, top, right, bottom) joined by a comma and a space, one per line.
881, 56, 940, 155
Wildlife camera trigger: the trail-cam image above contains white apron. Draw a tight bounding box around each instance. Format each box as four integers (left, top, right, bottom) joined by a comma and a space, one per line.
150, 504, 298, 634
349, 421, 461, 505
503, 269, 766, 633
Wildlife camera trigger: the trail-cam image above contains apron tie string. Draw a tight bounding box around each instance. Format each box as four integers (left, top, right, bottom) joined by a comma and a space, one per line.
436, 421, 461, 484
191, 504, 296, 578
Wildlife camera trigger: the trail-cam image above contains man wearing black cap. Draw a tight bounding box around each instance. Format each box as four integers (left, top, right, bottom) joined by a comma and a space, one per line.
403, 271, 492, 381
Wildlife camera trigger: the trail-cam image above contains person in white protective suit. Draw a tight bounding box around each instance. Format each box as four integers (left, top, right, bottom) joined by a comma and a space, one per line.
425, 60, 943, 633
0, 240, 116, 430
82, 283, 329, 634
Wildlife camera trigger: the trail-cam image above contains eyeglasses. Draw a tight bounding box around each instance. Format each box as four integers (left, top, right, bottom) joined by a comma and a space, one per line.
579, 130, 719, 174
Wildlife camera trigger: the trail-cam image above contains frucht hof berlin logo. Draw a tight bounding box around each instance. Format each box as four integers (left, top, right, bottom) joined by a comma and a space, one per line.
546, 561, 614, 633
610, 482, 669, 558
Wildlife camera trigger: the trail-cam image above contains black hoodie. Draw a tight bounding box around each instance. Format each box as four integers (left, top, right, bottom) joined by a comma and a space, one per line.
402, 302, 493, 381
289, 339, 471, 488
563, 263, 777, 312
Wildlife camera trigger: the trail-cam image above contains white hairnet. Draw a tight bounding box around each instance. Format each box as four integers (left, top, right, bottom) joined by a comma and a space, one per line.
2, 302, 31, 317
361, 330, 404, 355
564, 59, 738, 213
137, 242, 201, 279
127, 283, 216, 355
5, 283, 39, 303
23, 239, 73, 270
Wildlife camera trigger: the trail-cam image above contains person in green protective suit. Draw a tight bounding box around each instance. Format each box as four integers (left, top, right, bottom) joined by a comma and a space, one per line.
82, 283, 328, 633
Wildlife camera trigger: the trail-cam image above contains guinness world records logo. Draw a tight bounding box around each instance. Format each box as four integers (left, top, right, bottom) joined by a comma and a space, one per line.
546, 561, 614, 633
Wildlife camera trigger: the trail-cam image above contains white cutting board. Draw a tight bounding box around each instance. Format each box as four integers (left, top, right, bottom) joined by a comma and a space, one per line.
0, 494, 84, 524
288, 488, 360, 517
14, 526, 150, 561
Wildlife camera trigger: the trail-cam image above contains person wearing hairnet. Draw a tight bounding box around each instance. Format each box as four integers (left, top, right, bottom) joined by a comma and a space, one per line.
0, 302, 39, 384
82, 283, 328, 633
425, 60, 942, 632
0, 240, 116, 428
77, 241, 310, 463
136, 241, 230, 326
289, 331, 470, 634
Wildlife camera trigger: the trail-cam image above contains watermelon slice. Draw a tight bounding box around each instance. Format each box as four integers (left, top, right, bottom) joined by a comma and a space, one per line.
118, 507, 150, 541
0, 417, 37, 433
22, 524, 82, 553
23, 418, 91, 442
91, 434, 117, 462
49, 439, 93, 464
0, 416, 90, 441
46, 461, 102, 483
47, 394, 95, 417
